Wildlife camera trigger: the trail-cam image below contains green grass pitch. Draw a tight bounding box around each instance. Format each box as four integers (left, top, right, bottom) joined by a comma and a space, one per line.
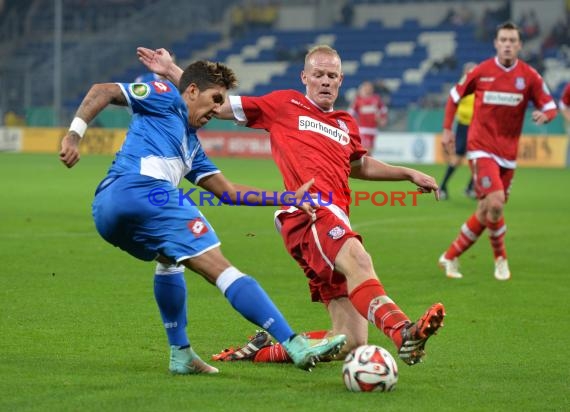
0, 153, 568, 411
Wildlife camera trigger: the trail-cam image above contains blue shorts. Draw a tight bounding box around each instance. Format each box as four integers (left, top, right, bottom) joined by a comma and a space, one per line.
454, 123, 469, 156
92, 174, 220, 262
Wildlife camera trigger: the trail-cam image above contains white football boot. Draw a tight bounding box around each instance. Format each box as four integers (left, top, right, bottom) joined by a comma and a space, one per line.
494, 256, 511, 281
438, 253, 463, 279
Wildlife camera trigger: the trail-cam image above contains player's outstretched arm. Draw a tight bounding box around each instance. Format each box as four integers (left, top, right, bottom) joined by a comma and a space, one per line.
137, 47, 236, 120
441, 128, 456, 155
350, 156, 439, 200
137, 47, 183, 86
531, 109, 556, 125
59, 83, 127, 168
407, 169, 440, 200
197, 173, 318, 216
441, 96, 458, 154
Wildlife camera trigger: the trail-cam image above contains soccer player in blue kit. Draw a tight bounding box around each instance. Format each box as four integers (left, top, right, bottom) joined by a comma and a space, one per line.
59, 60, 346, 375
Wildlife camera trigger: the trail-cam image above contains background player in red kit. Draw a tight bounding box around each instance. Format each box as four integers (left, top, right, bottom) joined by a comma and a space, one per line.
558, 82, 570, 125
138, 44, 445, 366
348, 80, 388, 150
438, 22, 557, 281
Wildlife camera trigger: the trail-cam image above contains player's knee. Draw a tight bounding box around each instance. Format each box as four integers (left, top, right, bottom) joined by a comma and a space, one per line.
336, 239, 374, 278
349, 237, 371, 260
488, 206, 504, 222
487, 199, 505, 220
351, 248, 374, 274
181, 248, 233, 283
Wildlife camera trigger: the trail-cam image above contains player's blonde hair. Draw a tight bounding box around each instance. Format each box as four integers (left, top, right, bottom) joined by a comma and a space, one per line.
304, 45, 341, 69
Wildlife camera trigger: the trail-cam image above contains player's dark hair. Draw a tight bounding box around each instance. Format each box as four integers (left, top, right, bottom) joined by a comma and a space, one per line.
178, 61, 238, 94
495, 21, 522, 40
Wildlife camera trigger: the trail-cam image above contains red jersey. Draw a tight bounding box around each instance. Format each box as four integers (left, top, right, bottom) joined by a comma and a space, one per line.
445, 57, 557, 168
348, 93, 387, 135
559, 83, 570, 110
230, 90, 367, 214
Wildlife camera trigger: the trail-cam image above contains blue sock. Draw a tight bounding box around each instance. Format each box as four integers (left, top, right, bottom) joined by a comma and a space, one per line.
154, 272, 189, 347
224, 275, 294, 343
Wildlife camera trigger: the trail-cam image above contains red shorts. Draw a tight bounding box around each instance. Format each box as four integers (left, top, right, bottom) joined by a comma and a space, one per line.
276, 207, 361, 304
469, 157, 515, 201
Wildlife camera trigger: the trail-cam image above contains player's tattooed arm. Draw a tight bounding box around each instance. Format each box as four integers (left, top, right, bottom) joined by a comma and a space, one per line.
60, 83, 126, 168
74, 83, 127, 124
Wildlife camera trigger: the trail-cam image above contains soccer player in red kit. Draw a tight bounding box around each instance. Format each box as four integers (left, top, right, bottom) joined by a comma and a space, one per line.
138, 45, 445, 366
558, 82, 570, 123
438, 22, 557, 281
348, 81, 388, 150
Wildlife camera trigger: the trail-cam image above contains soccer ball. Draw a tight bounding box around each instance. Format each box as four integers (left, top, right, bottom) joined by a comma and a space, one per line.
342, 345, 398, 392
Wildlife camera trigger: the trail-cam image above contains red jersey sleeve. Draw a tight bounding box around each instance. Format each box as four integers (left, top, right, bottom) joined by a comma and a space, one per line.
528, 68, 557, 120
349, 127, 368, 162
238, 90, 292, 130
449, 64, 479, 103
443, 97, 458, 130
443, 65, 479, 129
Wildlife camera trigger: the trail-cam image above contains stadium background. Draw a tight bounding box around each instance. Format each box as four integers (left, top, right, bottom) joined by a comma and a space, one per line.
0, 0, 569, 168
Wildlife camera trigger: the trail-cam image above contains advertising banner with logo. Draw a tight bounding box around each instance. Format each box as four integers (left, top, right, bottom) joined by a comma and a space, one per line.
197, 130, 272, 158
5, 127, 568, 168
516, 135, 569, 168
371, 133, 436, 164
16, 127, 127, 154
7, 127, 271, 158
435, 134, 569, 168
0, 128, 22, 152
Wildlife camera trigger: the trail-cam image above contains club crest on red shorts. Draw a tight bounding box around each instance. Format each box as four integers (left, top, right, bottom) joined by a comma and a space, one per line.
328, 225, 345, 240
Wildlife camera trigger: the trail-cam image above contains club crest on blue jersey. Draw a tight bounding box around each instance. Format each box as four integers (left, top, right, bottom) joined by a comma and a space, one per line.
515, 77, 525, 90
129, 83, 151, 99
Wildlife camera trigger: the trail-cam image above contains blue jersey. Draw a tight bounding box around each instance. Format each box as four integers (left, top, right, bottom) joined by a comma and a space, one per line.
134, 72, 160, 83
92, 80, 222, 262
109, 80, 220, 186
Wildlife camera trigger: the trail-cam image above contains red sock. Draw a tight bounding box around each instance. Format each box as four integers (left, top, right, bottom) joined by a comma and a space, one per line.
252, 330, 328, 363
348, 279, 409, 348
487, 217, 507, 259
303, 330, 328, 339
446, 213, 486, 259
253, 344, 290, 363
